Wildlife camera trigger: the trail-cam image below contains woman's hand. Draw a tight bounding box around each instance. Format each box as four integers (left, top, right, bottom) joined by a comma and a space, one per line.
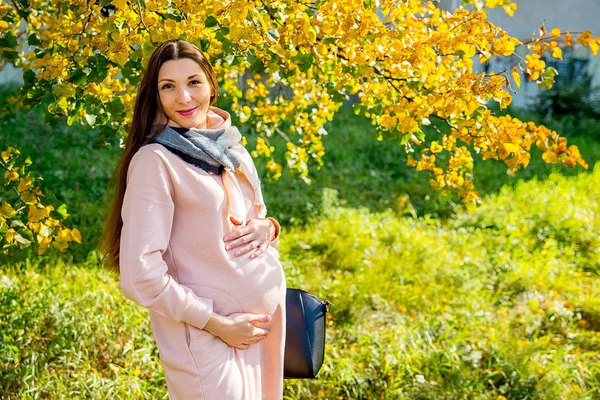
223, 218, 275, 259
204, 312, 271, 350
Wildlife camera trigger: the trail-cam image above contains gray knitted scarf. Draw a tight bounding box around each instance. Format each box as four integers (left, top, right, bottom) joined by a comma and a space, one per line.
151, 125, 242, 175
150, 122, 266, 225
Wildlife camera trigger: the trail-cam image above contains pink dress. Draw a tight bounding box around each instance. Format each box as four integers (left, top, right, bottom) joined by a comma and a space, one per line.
119, 110, 286, 399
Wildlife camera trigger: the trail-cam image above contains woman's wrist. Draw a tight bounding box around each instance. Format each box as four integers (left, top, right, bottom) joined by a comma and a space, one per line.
204, 312, 227, 336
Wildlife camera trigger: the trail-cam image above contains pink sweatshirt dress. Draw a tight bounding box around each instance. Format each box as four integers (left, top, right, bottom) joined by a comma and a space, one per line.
119, 108, 286, 399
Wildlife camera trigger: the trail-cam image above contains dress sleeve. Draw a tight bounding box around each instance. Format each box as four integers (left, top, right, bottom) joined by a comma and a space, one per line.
267, 217, 281, 248
119, 148, 214, 329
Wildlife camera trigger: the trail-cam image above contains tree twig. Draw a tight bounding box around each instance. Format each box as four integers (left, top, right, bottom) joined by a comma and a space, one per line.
136, 0, 149, 32
296, 0, 317, 11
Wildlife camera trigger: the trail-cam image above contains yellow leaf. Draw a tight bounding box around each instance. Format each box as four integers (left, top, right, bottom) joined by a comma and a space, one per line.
37, 236, 52, 255
70, 228, 83, 244
406, 155, 417, 167
251, 33, 263, 45
565, 31, 573, 46
511, 71, 521, 88
552, 47, 563, 59
20, 191, 38, 204
46, 217, 60, 227
430, 141, 443, 154
29, 222, 41, 233
1, 147, 13, 161
55, 228, 71, 242
542, 151, 557, 164
112, 0, 128, 9
4, 170, 19, 181
502, 3, 516, 17
1, 202, 16, 218
266, 160, 282, 180
18, 176, 33, 192
52, 239, 69, 252
28, 205, 50, 223
6, 228, 16, 243
504, 143, 520, 154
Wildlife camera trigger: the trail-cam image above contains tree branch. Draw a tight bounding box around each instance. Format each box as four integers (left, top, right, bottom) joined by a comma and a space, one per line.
136, 0, 149, 32
259, 0, 284, 27
430, 114, 456, 130
296, 0, 317, 11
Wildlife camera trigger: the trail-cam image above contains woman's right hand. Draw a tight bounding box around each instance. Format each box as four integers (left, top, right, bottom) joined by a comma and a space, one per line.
203, 312, 271, 350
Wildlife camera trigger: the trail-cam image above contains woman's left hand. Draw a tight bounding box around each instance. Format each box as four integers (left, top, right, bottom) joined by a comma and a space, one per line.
223, 218, 275, 259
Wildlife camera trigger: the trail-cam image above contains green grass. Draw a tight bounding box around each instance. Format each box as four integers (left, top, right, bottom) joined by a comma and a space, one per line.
0, 257, 168, 399
281, 167, 600, 399
2, 167, 599, 398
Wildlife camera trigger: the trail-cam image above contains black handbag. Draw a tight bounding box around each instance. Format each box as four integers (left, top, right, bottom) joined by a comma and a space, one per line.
283, 288, 330, 379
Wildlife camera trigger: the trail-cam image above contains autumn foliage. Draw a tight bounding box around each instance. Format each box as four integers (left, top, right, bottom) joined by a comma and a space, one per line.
0, 0, 598, 254
1, 146, 82, 254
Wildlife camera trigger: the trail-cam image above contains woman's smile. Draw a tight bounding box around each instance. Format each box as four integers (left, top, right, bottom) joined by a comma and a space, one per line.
177, 106, 198, 116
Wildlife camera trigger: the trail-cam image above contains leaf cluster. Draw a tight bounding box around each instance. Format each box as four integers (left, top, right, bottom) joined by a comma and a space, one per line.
0, 145, 81, 255
0, 0, 597, 201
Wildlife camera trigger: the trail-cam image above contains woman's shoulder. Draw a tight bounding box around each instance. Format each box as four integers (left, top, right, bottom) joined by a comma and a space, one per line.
127, 144, 180, 183
126, 144, 178, 190
131, 143, 175, 167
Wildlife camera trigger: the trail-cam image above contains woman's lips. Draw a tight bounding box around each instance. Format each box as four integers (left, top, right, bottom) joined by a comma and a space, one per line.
177, 107, 197, 116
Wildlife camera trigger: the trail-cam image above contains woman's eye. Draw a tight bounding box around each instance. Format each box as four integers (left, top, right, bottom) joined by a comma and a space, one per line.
160, 84, 173, 90
189, 80, 201, 85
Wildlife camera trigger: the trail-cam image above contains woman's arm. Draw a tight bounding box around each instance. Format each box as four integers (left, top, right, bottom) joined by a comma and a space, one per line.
204, 312, 271, 349
119, 148, 214, 329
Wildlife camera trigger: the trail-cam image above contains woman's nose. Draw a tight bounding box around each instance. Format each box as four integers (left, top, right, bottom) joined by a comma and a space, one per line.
176, 88, 192, 103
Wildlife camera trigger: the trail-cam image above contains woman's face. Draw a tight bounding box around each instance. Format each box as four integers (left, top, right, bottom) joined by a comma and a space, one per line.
157, 58, 213, 129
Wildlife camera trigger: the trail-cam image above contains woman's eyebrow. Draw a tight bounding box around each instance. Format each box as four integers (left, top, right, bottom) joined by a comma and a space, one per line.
158, 74, 202, 83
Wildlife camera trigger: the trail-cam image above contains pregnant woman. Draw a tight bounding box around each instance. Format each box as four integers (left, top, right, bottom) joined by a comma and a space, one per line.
101, 39, 286, 399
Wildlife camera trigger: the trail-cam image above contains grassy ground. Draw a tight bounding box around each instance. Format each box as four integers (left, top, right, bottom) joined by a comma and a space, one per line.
2, 167, 599, 398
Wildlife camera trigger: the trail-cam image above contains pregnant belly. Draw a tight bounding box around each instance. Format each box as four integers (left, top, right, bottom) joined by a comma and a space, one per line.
186, 248, 286, 317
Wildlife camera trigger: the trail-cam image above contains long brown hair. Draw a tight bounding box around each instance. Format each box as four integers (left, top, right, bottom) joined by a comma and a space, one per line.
100, 39, 219, 271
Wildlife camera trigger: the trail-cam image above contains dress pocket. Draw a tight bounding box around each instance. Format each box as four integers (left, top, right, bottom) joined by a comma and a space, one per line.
187, 324, 230, 369
184, 284, 242, 370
